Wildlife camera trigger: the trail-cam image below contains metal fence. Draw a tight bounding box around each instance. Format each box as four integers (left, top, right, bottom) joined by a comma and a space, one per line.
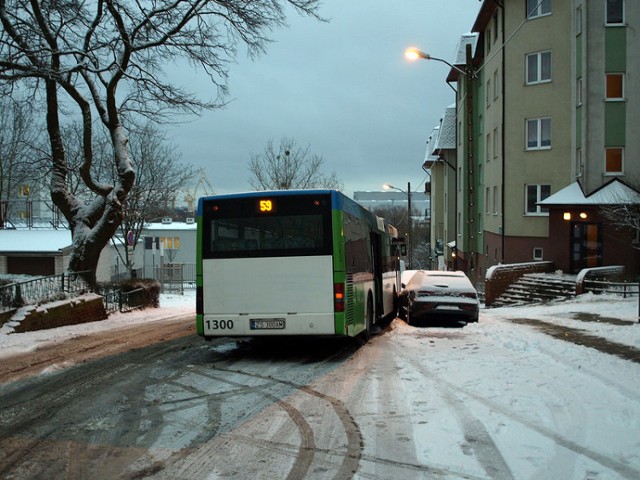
0, 271, 92, 313
101, 288, 146, 314
110, 263, 196, 290
582, 280, 639, 297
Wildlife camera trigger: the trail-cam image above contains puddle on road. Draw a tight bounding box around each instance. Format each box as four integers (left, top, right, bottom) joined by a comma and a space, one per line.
512, 318, 640, 364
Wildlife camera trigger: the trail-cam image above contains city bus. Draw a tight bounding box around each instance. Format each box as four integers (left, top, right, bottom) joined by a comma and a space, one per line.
196, 190, 404, 340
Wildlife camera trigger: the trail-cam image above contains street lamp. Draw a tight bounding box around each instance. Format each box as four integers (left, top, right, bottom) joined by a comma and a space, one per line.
404, 48, 467, 76
383, 182, 412, 268
405, 44, 476, 275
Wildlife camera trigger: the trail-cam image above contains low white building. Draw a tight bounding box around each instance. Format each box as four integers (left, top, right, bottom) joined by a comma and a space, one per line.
0, 229, 116, 283
0, 217, 198, 284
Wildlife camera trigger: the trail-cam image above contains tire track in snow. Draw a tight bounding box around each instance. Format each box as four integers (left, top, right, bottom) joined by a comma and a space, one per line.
189, 367, 316, 480
212, 365, 363, 480
394, 344, 515, 480
398, 341, 640, 480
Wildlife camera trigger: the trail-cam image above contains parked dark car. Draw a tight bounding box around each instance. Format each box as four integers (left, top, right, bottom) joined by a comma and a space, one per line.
404, 270, 479, 324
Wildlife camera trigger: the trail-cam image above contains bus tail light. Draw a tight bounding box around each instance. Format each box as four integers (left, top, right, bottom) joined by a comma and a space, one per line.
334, 283, 345, 312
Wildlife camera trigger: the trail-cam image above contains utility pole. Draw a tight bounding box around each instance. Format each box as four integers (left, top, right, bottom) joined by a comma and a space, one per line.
407, 181, 412, 269
465, 42, 476, 280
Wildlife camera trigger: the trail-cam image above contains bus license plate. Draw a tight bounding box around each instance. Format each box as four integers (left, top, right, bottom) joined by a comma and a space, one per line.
250, 319, 286, 330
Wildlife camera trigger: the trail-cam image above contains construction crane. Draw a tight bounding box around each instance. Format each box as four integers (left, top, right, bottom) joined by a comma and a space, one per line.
184, 168, 215, 213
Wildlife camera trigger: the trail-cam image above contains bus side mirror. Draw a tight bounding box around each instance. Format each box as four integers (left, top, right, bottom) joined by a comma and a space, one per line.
392, 238, 407, 256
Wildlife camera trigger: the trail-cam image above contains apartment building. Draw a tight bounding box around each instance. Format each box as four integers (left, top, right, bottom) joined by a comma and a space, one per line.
426, 0, 639, 282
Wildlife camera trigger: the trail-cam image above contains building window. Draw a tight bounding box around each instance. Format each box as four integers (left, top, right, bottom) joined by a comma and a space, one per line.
160, 236, 181, 249
494, 13, 499, 40
493, 127, 499, 159
493, 186, 499, 215
486, 133, 492, 163
526, 117, 551, 150
533, 247, 544, 260
493, 69, 499, 99
605, 147, 624, 174
486, 187, 491, 214
527, 0, 551, 18
486, 79, 492, 107
18, 185, 30, 197
576, 77, 583, 106
576, 148, 583, 177
526, 51, 552, 84
606, 0, 624, 25
576, 5, 582, 35
526, 184, 550, 215
487, 29, 492, 52
606, 73, 624, 100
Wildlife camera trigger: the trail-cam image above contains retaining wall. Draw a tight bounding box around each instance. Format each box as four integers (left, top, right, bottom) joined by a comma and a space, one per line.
12, 294, 107, 333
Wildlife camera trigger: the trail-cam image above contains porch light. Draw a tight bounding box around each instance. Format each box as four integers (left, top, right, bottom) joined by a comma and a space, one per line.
580, 212, 588, 219
563, 212, 572, 221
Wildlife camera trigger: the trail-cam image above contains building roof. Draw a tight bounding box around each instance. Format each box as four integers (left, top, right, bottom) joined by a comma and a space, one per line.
447, 33, 479, 82
472, 0, 500, 33
144, 221, 197, 231
539, 179, 640, 206
0, 229, 72, 253
436, 104, 457, 150
423, 125, 441, 166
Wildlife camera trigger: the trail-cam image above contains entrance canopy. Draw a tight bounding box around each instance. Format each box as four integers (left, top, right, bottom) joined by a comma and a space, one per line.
539, 179, 640, 207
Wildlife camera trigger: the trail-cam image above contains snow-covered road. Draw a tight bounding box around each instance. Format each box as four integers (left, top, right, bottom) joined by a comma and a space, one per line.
0, 292, 638, 479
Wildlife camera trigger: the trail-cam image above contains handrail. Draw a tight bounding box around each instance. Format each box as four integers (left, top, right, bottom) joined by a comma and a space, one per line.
576, 266, 625, 295
0, 271, 92, 313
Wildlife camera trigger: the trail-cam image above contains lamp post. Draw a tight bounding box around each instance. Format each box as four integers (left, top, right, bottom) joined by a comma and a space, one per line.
405, 45, 475, 275
404, 48, 467, 76
383, 182, 412, 268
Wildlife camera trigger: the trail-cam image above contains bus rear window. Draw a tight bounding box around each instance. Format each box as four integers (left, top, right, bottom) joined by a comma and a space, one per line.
202, 194, 333, 258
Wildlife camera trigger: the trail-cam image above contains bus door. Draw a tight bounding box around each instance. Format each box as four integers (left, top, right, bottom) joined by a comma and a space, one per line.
370, 231, 383, 320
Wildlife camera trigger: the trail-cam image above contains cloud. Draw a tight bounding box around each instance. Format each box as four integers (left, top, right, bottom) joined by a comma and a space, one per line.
167, 0, 480, 196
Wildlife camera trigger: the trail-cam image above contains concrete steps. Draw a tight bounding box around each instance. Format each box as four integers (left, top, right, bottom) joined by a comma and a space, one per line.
491, 273, 576, 307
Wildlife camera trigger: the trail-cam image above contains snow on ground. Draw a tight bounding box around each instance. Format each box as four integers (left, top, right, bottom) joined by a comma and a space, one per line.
0, 291, 197, 359
0, 291, 639, 478
485, 292, 639, 348
1, 289, 637, 361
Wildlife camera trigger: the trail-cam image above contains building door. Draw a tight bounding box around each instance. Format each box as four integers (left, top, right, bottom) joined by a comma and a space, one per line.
570, 222, 602, 272
7, 256, 55, 276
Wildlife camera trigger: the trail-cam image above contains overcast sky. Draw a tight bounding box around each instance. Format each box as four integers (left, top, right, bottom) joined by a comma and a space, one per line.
168, 1, 481, 198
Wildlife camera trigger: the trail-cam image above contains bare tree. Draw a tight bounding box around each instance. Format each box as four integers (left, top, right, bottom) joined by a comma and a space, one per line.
248, 138, 342, 190
0, 97, 45, 225
598, 179, 640, 247
0, 0, 321, 286
112, 123, 194, 272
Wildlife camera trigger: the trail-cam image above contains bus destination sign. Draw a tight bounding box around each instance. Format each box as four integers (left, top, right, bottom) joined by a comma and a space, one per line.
258, 198, 275, 213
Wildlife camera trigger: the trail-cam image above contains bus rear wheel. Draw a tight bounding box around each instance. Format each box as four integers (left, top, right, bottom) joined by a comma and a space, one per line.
364, 293, 374, 340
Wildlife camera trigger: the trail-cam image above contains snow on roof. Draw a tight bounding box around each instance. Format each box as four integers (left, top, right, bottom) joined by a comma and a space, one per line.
0, 229, 72, 253
453, 33, 479, 66
539, 180, 640, 206
423, 125, 441, 165
144, 221, 196, 231
436, 104, 457, 150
